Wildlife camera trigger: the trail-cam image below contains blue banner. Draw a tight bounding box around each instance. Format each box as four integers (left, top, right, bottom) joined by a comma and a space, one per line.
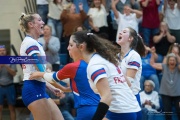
0, 56, 47, 64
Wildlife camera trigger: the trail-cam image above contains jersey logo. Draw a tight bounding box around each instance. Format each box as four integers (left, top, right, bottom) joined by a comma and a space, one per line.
116, 66, 121, 74
91, 68, 106, 81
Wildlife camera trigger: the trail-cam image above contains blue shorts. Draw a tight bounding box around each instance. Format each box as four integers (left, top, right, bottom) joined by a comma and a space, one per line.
106, 110, 137, 120
0, 84, 16, 105
76, 105, 98, 120
22, 80, 46, 107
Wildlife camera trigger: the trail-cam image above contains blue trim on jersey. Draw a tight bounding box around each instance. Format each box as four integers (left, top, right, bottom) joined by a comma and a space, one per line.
91, 68, 106, 81
26, 45, 39, 55
52, 72, 59, 82
124, 49, 132, 58
128, 61, 140, 68
38, 42, 43, 46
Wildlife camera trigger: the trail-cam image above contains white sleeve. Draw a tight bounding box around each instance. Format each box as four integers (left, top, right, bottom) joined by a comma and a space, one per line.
24, 39, 40, 56
126, 53, 141, 70
87, 64, 108, 85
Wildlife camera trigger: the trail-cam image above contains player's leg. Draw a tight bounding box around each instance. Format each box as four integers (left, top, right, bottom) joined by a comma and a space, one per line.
47, 98, 64, 120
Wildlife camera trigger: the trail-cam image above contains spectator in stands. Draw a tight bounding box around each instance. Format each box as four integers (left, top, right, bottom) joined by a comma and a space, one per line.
140, 45, 159, 92
140, 0, 160, 46
163, 43, 180, 64
88, 0, 109, 39
111, 0, 142, 42
0, 45, 17, 120
47, 0, 67, 40
153, 22, 176, 63
61, 2, 88, 63
73, 0, 90, 29
164, 0, 180, 44
150, 52, 180, 120
115, 0, 140, 13
36, 0, 49, 24
140, 80, 160, 120
38, 25, 60, 71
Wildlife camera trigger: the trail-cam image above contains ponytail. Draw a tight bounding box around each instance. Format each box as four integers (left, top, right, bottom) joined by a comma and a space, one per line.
128, 27, 145, 57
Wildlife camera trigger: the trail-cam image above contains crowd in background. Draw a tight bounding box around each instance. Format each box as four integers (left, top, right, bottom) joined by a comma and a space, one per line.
0, 0, 180, 120
36, 0, 180, 119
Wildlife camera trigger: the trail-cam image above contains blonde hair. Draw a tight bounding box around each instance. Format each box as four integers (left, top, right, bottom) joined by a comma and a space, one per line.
19, 13, 36, 33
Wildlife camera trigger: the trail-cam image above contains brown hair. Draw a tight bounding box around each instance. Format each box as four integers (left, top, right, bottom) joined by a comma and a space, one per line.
128, 27, 145, 57
72, 30, 120, 65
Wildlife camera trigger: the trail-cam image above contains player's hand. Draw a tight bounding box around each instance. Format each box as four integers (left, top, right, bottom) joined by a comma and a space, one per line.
29, 72, 44, 80
50, 87, 64, 97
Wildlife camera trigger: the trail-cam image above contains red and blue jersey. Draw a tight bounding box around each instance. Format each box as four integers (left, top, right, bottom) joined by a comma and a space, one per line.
53, 60, 100, 108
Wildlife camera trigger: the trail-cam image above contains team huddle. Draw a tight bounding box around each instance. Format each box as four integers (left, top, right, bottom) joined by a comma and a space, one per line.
19, 12, 145, 120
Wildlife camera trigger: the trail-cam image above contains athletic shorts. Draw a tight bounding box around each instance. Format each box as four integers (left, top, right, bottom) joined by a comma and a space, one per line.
0, 84, 16, 105
22, 80, 46, 107
106, 111, 137, 120
76, 105, 98, 120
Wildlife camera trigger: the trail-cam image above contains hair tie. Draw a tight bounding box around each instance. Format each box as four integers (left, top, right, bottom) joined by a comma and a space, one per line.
19, 12, 26, 21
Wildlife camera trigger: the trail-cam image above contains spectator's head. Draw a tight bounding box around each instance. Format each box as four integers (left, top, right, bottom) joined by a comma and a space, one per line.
0, 45, 6, 56
144, 80, 155, 93
70, 30, 120, 65
166, 53, 178, 68
167, 43, 180, 56
19, 13, 44, 36
65, 3, 76, 14
167, 0, 176, 9
91, 0, 102, 8
160, 22, 169, 33
43, 25, 52, 36
123, 5, 131, 15
117, 27, 145, 57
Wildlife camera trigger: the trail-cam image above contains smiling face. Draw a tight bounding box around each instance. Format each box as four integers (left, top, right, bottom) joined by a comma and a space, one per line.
68, 35, 82, 61
168, 56, 177, 69
117, 28, 131, 46
32, 14, 44, 36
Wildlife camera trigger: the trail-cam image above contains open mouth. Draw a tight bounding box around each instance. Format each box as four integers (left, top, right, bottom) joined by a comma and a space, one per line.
119, 36, 122, 40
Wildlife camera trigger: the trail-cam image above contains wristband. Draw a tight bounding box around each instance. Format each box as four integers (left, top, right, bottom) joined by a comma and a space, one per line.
92, 102, 109, 120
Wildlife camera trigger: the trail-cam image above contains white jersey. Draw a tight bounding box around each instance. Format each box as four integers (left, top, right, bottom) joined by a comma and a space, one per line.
120, 49, 142, 95
87, 54, 141, 113
20, 36, 46, 82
